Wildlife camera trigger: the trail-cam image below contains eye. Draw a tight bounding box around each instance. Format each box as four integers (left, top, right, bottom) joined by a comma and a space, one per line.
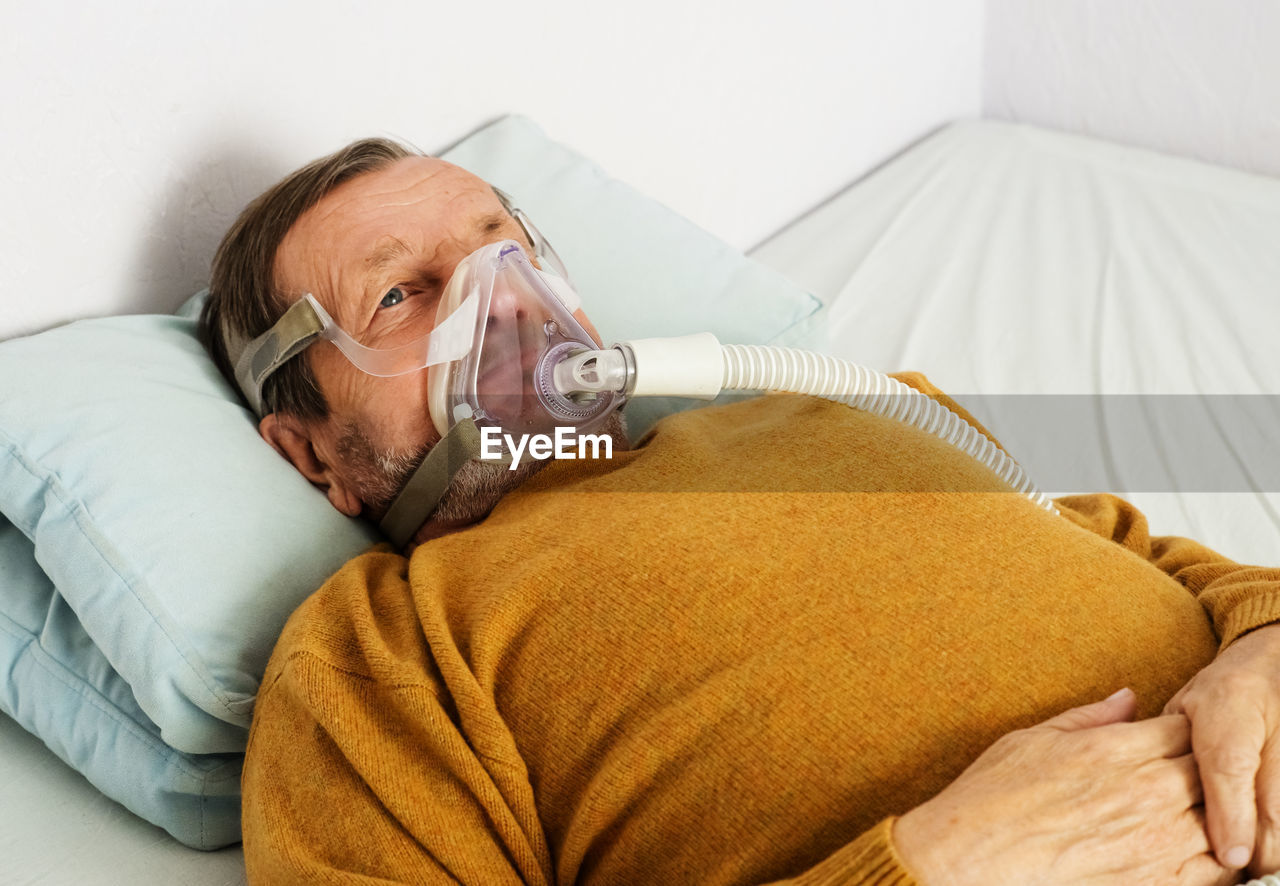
379, 287, 407, 309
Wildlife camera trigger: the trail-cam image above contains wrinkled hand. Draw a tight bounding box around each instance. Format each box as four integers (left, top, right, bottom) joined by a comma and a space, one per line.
1165, 621, 1280, 876
893, 689, 1235, 886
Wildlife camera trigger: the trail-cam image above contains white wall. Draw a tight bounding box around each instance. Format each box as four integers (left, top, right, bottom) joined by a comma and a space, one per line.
984, 0, 1280, 178
0, 0, 984, 340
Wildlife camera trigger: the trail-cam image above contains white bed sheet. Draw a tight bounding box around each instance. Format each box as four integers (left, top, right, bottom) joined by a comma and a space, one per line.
752, 120, 1280, 566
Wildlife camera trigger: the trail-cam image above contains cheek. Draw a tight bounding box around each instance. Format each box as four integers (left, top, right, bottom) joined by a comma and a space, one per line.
386, 377, 442, 452
364, 377, 441, 456
316, 356, 440, 454
573, 309, 605, 346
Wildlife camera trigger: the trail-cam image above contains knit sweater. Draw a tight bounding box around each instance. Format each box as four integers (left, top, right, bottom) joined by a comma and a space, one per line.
242, 376, 1280, 885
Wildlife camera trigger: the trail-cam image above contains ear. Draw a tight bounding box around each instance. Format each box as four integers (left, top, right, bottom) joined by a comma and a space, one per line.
258, 413, 363, 517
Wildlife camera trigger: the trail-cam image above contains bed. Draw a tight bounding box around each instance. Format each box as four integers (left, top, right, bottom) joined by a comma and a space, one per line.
1, 118, 1277, 884
755, 120, 1280, 567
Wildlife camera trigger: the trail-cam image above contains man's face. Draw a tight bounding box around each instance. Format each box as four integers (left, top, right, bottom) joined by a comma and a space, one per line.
271, 156, 602, 518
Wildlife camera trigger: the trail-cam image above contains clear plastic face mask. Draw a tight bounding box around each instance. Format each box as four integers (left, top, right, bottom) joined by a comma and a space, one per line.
425, 240, 622, 439
301, 239, 619, 439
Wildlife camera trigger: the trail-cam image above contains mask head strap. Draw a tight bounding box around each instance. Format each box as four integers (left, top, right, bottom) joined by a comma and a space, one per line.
378, 415, 483, 548
226, 297, 325, 418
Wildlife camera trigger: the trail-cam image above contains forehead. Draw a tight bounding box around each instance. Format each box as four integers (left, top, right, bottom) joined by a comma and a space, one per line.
273, 156, 500, 293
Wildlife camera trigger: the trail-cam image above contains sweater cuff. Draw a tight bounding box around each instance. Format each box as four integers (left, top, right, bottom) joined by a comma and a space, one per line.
787, 817, 920, 885
1218, 587, 1280, 648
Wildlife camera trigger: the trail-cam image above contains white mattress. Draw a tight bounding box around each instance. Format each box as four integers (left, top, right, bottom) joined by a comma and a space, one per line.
0, 714, 245, 884
753, 120, 1280, 566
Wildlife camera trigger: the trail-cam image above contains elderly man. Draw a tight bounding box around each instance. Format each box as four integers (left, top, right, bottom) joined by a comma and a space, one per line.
202, 138, 1280, 885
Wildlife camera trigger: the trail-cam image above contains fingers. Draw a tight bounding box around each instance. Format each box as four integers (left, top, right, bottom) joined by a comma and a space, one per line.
1190, 696, 1267, 870
1106, 714, 1195, 761
1165, 683, 1190, 716
1250, 737, 1280, 875
1037, 690, 1192, 761
1041, 687, 1138, 732
1175, 854, 1240, 886
1129, 807, 1225, 885
1170, 753, 1206, 808
1165, 808, 1235, 886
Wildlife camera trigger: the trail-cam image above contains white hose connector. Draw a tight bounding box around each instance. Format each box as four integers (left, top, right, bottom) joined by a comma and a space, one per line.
719, 344, 1058, 513
622, 333, 725, 399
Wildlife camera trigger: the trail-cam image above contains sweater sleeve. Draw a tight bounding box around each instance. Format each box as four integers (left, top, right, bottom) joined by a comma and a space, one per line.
1053, 492, 1280, 647
242, 649, 547, 886
241, 549, 556, 886
762, 818, 920, 885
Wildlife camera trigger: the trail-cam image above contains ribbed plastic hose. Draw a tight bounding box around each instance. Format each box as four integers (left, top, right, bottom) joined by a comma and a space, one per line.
720, 344, 1058, 512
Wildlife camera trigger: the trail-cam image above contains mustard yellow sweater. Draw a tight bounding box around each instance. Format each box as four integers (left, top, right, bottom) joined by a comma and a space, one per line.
243, 377, 1280, 885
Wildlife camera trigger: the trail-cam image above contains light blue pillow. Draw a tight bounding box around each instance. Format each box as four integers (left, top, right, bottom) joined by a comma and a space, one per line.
0, 114, 819, 849
0, 514, 242, 850
0, 313, 378, 849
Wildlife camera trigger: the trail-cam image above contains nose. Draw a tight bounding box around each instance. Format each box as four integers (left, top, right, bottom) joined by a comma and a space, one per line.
485, 282, 527, 330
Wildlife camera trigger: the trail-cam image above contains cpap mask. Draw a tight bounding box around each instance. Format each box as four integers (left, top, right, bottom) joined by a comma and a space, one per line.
238, 240, 621, 439
227, 192, 1057, 548
425, 240, 623, 442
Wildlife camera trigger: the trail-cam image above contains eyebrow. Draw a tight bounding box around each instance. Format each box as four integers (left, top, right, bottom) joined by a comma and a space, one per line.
365, 236, 413, 272
352, 212, 518, 329
476, 211, 511, 235
364, 211, 510, 272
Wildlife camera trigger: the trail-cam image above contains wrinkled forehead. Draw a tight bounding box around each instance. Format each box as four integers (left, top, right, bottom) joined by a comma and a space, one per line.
273, 156, 501, 295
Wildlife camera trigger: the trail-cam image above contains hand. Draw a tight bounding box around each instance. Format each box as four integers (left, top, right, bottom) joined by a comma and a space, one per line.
1165, 622, 1280, 876
893, 689, 1235, 886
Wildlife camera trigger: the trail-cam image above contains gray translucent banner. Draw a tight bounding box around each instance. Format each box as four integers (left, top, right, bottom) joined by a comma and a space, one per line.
608, 393, 1280, 494
956, 394, 1280, 493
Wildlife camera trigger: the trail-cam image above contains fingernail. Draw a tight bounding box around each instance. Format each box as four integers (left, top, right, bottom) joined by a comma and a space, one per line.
1224, 845, 1251, 868
1105, 687, 1132, 701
